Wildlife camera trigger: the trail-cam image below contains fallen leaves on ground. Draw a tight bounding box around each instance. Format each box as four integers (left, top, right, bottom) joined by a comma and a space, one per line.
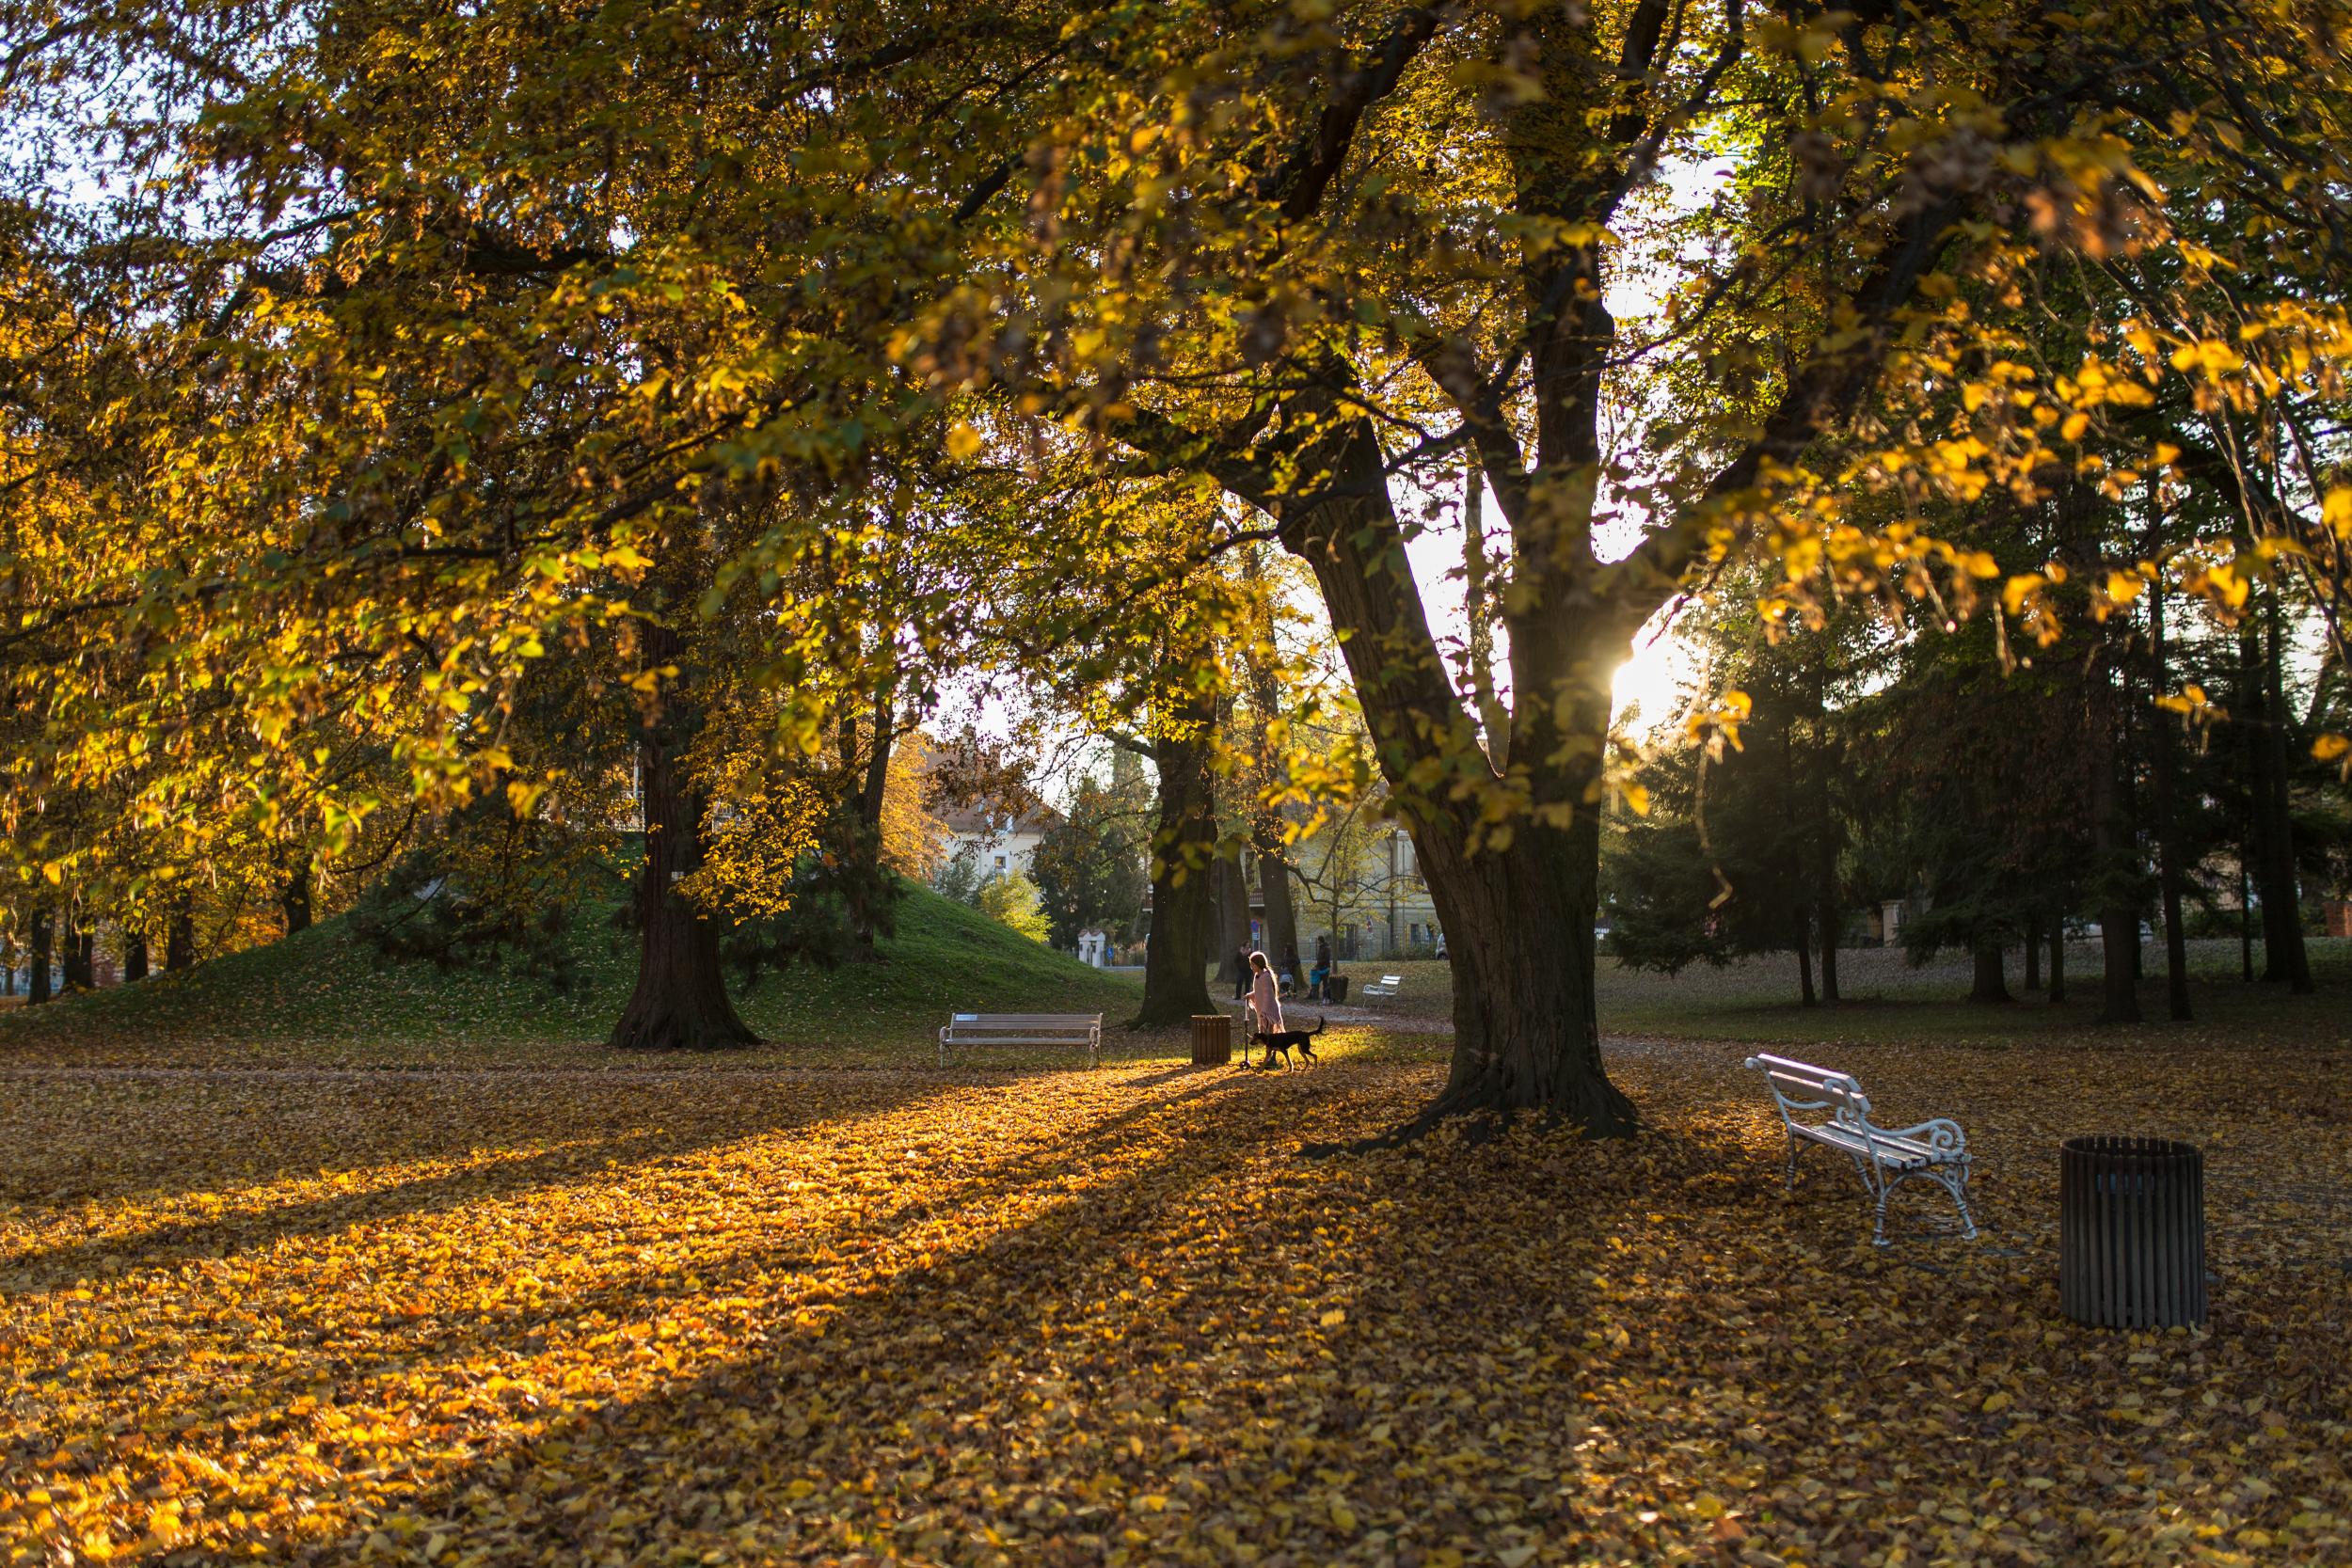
3, 1035, 2348, 1565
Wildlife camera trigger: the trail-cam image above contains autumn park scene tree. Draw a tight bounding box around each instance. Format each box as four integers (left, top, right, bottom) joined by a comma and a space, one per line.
5, 0, 2352, 1561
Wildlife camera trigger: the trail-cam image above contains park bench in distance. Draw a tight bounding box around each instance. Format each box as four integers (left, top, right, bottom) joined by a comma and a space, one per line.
1743, 1052, 1979, 1247
938, 1013, 1103, 1069
1359, 974, 1405, 1002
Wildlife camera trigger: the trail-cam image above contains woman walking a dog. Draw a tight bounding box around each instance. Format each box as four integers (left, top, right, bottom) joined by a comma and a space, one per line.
1247, 949, 1283, 1036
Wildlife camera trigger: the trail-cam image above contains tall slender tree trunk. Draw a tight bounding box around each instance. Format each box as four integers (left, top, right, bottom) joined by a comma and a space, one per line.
1969, 939, 2011, 1004
165, 901, 195, 971
1, 936, 12, 996
2024, 914, 2042, 990
1808, 671, 1840, 1005
2237, 858, 2254, 982
2255, 598, 2313, 991
124, 934, 149, 983
27, 908, 52, 1005
1136, 698, 1218, 1026
1254, 824, 1300, 979
610, 621, 758, 1052
2147, 545, 2192, 1021
2091, 689, 2142, 1023
2047, 915, 2067, 1005
1214, 847, 1252, 995
1793, 911, 1817, 1007
1240, 604, 1302, 978
1461, 453, 1511, 770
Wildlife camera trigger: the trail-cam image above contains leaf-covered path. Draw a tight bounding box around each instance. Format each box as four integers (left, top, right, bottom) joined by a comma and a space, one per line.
5, 1037, 2347, 1566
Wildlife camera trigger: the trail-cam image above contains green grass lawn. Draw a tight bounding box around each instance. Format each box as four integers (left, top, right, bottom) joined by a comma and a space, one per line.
7, 895, 2343, 1070
1330, 937, 2352, 1052
0, 881, 1143, 1069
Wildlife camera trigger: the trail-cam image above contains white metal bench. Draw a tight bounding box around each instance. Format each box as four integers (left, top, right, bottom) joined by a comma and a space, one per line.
1359, 974, 1405, 1001
938, 1012, 1103, 1068
1743, 1053, 1979, 1247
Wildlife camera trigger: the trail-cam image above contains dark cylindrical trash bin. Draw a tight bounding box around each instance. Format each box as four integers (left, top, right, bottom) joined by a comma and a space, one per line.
2060, 1135, 2205, 1329
1325, 975, 1349, 1004
1189, 1014, 1232, 1066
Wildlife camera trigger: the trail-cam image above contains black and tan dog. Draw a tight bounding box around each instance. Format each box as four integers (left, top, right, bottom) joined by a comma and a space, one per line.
1250, 1016, 1327, 1069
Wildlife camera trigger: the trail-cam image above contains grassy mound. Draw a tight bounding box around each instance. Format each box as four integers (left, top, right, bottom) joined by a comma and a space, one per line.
0, 880, 1139, 1063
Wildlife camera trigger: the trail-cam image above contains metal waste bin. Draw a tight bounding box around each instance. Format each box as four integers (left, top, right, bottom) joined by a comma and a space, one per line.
2059, 1135, 2206, 1329
1324, 974, 1349, 1004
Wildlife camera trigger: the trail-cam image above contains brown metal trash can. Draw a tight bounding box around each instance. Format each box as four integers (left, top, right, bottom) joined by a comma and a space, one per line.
2060, 1135, 2206, 1329
1189, 1013, 1232, 1066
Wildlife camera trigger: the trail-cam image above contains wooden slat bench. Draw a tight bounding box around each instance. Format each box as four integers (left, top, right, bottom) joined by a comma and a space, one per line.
1743, 1053, 1979, 1247
1359, 974, 1405, 1002
938, 1012, 1103, 1068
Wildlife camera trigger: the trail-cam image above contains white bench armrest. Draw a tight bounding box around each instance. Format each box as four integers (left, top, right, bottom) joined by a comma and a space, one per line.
1884, 1117, 1967, 1155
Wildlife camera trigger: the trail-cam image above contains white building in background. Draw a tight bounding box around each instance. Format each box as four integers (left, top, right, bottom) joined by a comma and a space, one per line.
935, 801, 1060, 882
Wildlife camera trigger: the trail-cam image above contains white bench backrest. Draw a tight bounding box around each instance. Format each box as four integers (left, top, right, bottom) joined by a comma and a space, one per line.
1746, 1053, 1874, 1131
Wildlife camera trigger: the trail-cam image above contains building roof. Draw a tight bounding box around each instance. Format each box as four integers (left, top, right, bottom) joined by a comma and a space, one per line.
934, 800, 1061, 836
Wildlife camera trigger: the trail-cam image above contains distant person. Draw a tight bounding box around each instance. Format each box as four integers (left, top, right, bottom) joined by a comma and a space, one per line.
1310, 933, 1332, 1001
1281, 942, 1301, 989
1232, 945, 1250, 1000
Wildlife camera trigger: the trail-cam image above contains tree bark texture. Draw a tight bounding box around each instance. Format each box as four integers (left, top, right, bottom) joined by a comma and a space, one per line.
124, 935, 149, 983
2090, 721, 2142, 1024
27, 907, 52, 1005
1969, 940, 2011, 1004
2147, 558, 2192, 1021
1214, 848, 1252, 993
279, 862, 312, 936
2254, 603, 2312, 990
609, 621, 759, 1051
1135, 696, 1218, 1026
2024, 915, 2042, 990
2047, 916, 2067, 1005
1794, 912, 1816, 1007
1254, 827, 1300, 979
165, 904, 196, 971
1276, 415, 1634, 1135
64, 917, 93, 991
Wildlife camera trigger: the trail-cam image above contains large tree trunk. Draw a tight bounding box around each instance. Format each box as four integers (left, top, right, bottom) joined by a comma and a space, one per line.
2024, 914, 2042, 990
1135, 704, 1218, 1026
279, 860, 312, 936
27, 908, 52, 1005
1412, 804, 1636, 1135
124, 934, 149, 983
610, 624, 758, 1052
1969, 939, 2010, 1004
2250, 601, 2313, 990
165, 901, 196, 971
1279, 411, 1635, 1136
63, 916, 93, 991
2147, 553, 2192, 1021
